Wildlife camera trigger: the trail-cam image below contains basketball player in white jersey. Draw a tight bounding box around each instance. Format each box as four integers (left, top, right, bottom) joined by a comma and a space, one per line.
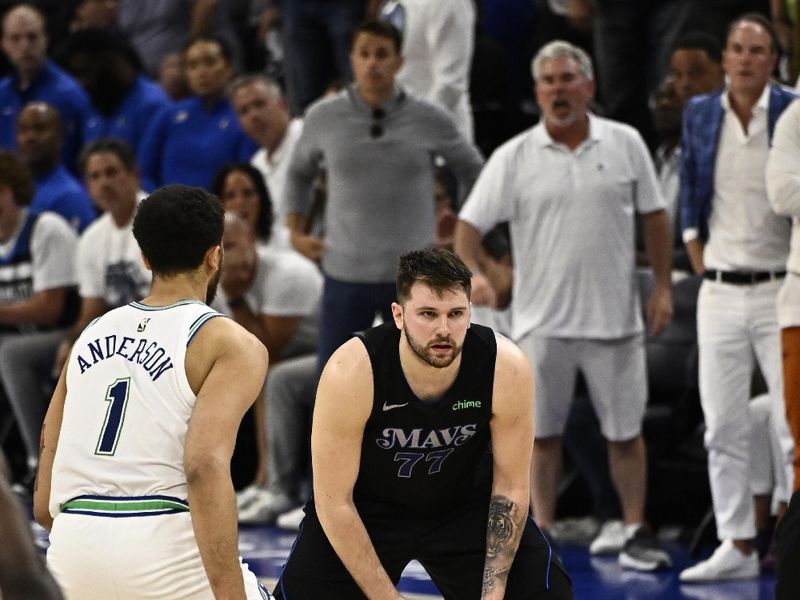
33, 185, 272, 600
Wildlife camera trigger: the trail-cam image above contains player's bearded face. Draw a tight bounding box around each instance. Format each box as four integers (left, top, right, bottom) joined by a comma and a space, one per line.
403, 321, 463, 369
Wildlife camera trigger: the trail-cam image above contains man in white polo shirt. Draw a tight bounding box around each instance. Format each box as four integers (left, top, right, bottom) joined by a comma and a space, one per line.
454, 39, 674, 572
230, 74, 303, 249
679, 13, 796, 582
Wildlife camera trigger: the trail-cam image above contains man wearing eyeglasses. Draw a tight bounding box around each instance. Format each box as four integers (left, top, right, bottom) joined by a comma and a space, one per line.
284, 19, 484, 373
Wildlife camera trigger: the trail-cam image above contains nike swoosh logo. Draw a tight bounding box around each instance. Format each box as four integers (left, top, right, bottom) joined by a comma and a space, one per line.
382, 402, 409, 411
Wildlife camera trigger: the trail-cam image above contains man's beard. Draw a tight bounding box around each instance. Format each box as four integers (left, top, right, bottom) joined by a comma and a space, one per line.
403, 322, 462, 369
206, 262, 221, 304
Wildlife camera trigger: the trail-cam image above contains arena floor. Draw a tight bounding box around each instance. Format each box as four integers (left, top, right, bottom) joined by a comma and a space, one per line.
31, 519, 776, 599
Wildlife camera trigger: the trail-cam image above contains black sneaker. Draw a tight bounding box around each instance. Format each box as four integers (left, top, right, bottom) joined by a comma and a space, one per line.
619, 525, 672, 571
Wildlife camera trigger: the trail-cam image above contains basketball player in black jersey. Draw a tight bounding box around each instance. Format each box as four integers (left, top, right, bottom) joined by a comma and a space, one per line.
273, 249, 572, 599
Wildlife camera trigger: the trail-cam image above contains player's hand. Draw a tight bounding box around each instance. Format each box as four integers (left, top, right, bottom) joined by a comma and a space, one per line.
291, 232, 324, 262
646, 284, 673, 337
470, 272, 498, 308
52, 339, 72, 378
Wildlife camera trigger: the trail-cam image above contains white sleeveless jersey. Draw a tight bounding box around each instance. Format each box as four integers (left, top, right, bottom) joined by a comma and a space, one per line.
49, 300, 222, 518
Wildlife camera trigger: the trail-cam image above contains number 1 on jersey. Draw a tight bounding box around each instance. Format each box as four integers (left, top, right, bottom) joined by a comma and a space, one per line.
95, 378, 131, 456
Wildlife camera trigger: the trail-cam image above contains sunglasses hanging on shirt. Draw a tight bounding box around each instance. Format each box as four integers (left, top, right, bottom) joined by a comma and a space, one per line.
370, 108, 385, 139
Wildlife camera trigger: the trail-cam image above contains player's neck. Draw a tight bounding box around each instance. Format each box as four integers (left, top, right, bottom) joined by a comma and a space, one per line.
399, 342, 462, 403
141, 273, 209, 306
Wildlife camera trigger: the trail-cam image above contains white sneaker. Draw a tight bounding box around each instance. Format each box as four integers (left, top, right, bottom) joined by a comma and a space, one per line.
235, 484, 264, 511
590, 520, 626, 555
276, 505, 306, 531
679, 540, 759, 583
238, 490, 296, 524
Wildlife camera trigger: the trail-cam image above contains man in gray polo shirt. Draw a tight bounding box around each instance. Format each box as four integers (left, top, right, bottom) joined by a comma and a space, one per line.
455, 40, 673, 572
284, 19, 483, 369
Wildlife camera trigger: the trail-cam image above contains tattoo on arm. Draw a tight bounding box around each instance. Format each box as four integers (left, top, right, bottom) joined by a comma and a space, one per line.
482, 495, 525, 596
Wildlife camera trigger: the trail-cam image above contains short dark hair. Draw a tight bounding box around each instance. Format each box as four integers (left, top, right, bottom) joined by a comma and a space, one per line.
672, 31, 723, 63
0, 150, 34, 206
396, 248, 472, 304
79, 137, 137, 174
185, 34, 233, 63
210, 163, 274, 243
351, 20, 402, 54
726, 12, 781, 55
56, 26, 142, 72
132, 185, 224, 276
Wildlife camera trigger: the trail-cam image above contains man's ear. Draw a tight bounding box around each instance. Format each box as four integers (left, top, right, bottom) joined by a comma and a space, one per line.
207, 245, 222, 271
391, 301, 403, 330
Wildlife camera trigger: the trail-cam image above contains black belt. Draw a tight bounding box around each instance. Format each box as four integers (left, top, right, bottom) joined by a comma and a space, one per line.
703, 269, 786, 285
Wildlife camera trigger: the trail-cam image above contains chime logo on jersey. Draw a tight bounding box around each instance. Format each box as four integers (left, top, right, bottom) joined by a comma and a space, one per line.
137, 317, 151, 332
376, 424, 477, 450
452, 399, 481, 411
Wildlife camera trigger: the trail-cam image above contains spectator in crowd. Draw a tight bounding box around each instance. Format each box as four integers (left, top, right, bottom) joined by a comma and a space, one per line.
216, 213, 322, 524
376, 0, 476, 140
53, 137, 150, 376
647, 76, 690, 272
157, 52, 190, 101
766, 71, 800, 599
679, 13, 795, 583
117, 0, 242, 78
285, 19, 483, 371
230, 74, 303, 248
137, 35, 256, 191
212, 162, 274, 246
57, 27, 171, 156
275, 0, 364, 115
669, 31, 726, 107
0, 3, 90, 172
67, 0, 118, 33
592, 0, 692, 147
454, 39, 674, 572
15, 101, 95, 232
0, 150, 78, 492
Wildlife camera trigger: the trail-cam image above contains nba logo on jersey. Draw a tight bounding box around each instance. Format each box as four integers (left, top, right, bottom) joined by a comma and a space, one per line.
137, 317, 151, 332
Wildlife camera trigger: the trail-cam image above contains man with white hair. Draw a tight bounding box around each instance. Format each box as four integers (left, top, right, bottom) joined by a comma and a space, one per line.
454, 39, 673, 571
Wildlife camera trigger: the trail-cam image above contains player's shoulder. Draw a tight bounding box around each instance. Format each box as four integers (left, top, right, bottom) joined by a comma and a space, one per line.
191, 312, 268, 365
321, 336, 372, 386
493, 332, 532, 379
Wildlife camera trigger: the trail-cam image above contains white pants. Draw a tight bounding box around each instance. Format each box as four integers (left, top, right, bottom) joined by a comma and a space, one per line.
750, 393, 791, 513
47, 512, 269, 600
698, 279, 794, 540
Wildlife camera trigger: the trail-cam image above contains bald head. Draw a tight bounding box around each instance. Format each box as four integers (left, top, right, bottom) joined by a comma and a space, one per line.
223, 212, 255, 248
16, 102, 62, 173
1, 5, 47, 79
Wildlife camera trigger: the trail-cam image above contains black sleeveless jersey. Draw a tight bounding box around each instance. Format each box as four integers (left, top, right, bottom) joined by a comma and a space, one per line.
351, 322, 497, 518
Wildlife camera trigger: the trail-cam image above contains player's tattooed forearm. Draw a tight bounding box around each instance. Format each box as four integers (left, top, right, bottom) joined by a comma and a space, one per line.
482, 495, 524, 597
486, 496, 515, 557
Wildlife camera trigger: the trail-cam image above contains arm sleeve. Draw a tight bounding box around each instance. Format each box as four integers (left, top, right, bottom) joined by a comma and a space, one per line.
457, 144, 513, 234
283, 109, 324, 216
31, 213, 79, 293
76, 227, 104, 299
137, 105, 171, 191
432, 110, 484, 206
679, 104, 699, 239
629, 130, 666, 214
767, 99, 800, 216
258, 251, 322, 316
425, 0, 475, 113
